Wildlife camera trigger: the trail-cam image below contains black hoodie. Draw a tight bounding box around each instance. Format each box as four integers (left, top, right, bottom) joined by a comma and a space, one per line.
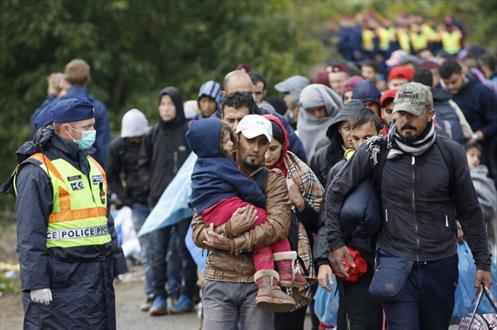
139, 87, 191, 207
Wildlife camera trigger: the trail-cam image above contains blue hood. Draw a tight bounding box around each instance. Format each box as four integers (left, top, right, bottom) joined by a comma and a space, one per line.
186, 117, 222, 158
352, 80, 381, 104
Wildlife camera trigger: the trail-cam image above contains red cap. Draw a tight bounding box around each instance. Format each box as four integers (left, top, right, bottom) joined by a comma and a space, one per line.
421, 60, 440, 70
380, 89, 397, 108
329, 64, 349, 73
313, 70, 331, 87
388, 66, 414, 81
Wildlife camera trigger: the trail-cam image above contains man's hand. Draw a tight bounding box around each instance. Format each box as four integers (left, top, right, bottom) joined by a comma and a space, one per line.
225, 205, 258, 237
317, 264, 334, 291
475, 269, 493, 290
286, 179, 305, 212
467, 130, 484, 145
203, 223, 236, 252
30, 288, 53, 305
457, 228, 464, 242
47, 73, 64, 96
328, 246, 355, 278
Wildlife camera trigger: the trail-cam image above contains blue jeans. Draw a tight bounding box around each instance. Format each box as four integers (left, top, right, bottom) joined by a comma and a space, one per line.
131, 203, 153, 296
149, 218, 197, 298
383, 254, 458, 330
202, 280, 274, 330
167, 229, 181, 299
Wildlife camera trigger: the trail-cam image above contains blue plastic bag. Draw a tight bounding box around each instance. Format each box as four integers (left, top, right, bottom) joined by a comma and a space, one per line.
138, 153, 197, 236
452, 240, 497, 321
314, 276, 339, 327
185, 225, 207, 272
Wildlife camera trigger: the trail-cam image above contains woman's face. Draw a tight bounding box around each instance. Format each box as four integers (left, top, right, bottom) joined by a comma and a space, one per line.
265, 139, 283, 167
338, 121, 353, 149
159, 95, 176, 121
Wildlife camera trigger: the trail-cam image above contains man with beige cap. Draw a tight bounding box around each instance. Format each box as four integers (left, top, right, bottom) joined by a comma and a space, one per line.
319, 82, 492, 329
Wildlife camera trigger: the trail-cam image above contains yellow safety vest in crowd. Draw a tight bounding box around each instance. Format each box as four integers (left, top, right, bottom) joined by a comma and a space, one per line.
377, 27, 395, 51
421, 24, 439, 43
397, 28, 411, 52
410, 32, 428, 52
362, 29, 375, 52
441, 30, 462, 55
15, 153, 111, 249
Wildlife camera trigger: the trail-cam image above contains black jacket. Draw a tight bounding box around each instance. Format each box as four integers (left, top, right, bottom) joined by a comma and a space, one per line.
310, 141, 345, 186
453, 78, 497, 141
105, 137, 148, 206
139, 87, 191, 207
315, 134, 491, 270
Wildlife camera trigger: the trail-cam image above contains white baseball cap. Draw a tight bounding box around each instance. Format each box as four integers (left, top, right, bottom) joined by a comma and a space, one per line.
121, 108, 149, 138
236, 114, 272, 142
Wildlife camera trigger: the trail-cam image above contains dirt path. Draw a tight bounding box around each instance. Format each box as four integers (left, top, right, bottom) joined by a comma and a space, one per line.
0, 267, 200, 330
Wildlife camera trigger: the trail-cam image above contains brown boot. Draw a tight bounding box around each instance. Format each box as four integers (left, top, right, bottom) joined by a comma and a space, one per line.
254, 269, 296, 312
274, 251, 307, 288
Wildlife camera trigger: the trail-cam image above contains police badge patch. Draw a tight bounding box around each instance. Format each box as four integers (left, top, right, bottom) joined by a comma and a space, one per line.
92, 175, 103, 184
70, 181, 84, 191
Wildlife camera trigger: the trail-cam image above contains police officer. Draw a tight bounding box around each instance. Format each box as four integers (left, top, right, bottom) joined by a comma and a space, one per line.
7, 98, 127, 330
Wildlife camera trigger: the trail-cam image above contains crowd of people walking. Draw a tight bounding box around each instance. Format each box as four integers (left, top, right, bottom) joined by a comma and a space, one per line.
5, 13, 497, 329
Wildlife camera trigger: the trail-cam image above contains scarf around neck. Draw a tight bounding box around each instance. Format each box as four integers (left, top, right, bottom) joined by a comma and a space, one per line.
387, 122, 436, 159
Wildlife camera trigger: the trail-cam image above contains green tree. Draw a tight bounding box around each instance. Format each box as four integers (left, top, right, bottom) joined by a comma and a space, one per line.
0, 0, 323, 220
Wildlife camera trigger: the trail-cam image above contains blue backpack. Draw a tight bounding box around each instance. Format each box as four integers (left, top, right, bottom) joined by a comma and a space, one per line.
434, 101, 464, 144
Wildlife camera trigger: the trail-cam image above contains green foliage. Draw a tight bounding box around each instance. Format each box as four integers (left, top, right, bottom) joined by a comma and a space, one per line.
0, 0, 495, 218
0, 272, 21, 295
0, 0, 324, 215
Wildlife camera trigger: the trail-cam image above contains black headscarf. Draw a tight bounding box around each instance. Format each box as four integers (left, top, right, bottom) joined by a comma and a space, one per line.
158, 86, 186, 129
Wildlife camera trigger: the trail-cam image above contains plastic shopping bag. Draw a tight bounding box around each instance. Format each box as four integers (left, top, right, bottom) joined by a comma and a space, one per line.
138, 153, 197, 236
452, 240, 497, 321
314, 276, 339, 328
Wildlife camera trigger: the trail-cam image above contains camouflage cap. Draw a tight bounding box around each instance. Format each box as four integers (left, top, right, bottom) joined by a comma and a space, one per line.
393, 82, 433, 116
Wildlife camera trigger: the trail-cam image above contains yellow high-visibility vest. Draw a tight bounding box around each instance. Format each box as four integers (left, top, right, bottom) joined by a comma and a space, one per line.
397, 28, 411, 52
362, 29, 375, 52
421, 24, 439, 42
377, 27, 396, 51
441, 30, 462, 55
15, 153, 111, 248
410, 32, 428, 52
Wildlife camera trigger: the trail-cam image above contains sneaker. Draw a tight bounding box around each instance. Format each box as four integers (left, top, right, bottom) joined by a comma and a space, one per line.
140, 296, 154, 312
149, 295, 168, 316
169, 294, 193, 314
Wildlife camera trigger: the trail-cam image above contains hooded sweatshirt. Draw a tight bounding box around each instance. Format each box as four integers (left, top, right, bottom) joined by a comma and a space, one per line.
297, 84, 342, 160
310, 99, 363, 185
471, 165, 497, 221
186, 117, 265, 213
195, 80, 222, 120
139, 87, 191, 207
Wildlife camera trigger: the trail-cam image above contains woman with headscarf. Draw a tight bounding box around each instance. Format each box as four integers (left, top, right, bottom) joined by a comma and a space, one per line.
264, 114, 324, 330
297, 84, 342, 161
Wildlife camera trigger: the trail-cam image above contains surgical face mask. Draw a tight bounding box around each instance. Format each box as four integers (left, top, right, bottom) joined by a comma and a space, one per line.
69, 125, 96, 150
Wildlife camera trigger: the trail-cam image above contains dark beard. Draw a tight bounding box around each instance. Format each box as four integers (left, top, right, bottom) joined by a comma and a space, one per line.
396, 122, 432, 144
242, 160, 261, 170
